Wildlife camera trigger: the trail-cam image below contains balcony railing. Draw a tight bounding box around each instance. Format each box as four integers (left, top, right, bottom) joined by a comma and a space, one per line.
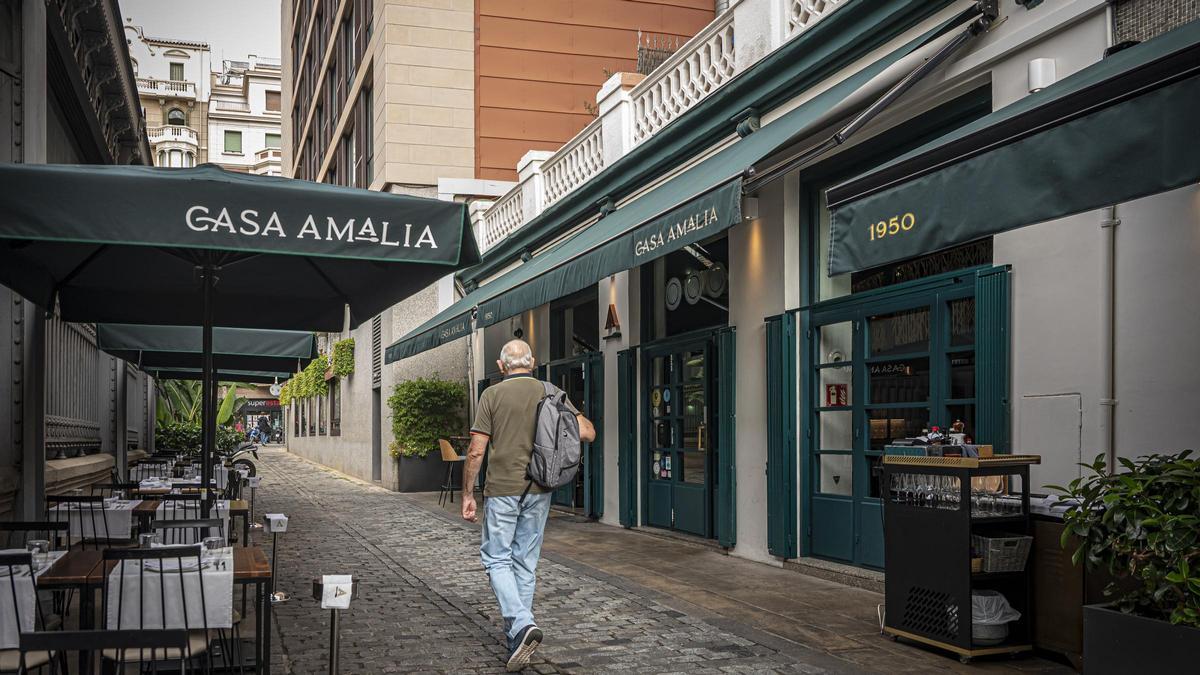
137, 78, 196, 98
630, 11, 735, 145
481, 189, 524, 252
786, 0, 846, 39
147, 125, 199, 145
541, 118, 605, 208
213, 100, 251, 112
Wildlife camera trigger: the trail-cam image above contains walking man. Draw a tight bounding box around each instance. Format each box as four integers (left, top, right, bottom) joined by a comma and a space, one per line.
461, 340, 595, 671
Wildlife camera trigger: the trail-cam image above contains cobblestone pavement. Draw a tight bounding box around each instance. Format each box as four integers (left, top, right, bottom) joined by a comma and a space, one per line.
257, 450, 861, 674
256, 450, 1071, 674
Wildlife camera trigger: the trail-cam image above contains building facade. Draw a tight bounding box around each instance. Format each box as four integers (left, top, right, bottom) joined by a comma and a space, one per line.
1, 0, 156, 518
125, 21, 210, 167
382, 0, 1200, 582
209, 55, 284, 175
279, 0, 718, 487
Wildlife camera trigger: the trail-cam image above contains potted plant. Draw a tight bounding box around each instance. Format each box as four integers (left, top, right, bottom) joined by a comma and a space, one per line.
387, 377, 467, 492
1051, 451, 1199, 674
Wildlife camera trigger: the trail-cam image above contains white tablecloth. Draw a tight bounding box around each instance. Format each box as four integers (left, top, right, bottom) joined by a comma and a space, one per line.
156, 501, 231, 543
49, 499, 140, 540
0, 550, 66, 649
105, 547, 234, 630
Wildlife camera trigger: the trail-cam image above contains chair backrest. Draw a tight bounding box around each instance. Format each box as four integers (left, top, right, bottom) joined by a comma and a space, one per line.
151, 518, 225, 546
44, 495, 110, 549
91, 482, 138, 499
102, 546, 210, 634
21, 629, 190, 673
0, 551, 49, 648
158, 494, 203, 520
0, 521, 69, 551
438, 439, 461, 462
129, 460, 170, 482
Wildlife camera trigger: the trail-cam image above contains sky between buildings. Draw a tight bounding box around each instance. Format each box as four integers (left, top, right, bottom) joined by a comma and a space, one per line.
123, 0, 282, 67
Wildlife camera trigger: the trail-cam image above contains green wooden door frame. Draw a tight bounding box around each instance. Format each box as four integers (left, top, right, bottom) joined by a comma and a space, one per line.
799, 266, 1009, 567
765, 313, 797, 558
545, 352, 605, 518
715, 326, 737, 549
617, 347, 638, 527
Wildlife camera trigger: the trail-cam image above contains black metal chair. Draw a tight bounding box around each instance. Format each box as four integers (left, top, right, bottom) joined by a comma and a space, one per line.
0, 524, 68, 553
42, 496, 110, 550
151, 519, 225, 547
129, 460, 170, 483
19, 629, 190, 674
0, 552, 64, 673
89, 482, 138, 500
158, 494, 204, 521
101, 547, 213, 672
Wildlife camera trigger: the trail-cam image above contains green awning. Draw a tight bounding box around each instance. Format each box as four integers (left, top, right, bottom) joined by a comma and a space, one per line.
826, 19, 1200, 276
382, 17, 958, 360
384, 309, 473, 363
145, 368, 292, 385
97, 324, 317, 373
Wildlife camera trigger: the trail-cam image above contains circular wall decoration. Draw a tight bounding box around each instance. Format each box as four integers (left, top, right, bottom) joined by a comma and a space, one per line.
665, 277, 683, 310
683, 271, 703, 305
269, 384, 282, 396
703, 262, 728, 297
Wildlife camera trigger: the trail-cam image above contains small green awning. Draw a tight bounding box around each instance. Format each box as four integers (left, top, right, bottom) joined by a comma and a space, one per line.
383, 18, 958, 360
97, 323, 317, 373
826, 19, 1200, 276
384, 309, 473, 363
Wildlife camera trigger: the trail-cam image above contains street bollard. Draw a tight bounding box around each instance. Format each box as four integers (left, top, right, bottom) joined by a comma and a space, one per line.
264, 513, 290, 603
313, 576, 358, 675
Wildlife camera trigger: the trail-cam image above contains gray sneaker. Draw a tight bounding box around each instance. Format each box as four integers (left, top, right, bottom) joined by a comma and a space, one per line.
506, 625, 543, 672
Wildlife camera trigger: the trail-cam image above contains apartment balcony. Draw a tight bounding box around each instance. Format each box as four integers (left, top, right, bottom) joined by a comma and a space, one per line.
213, 100, 252, 113
477, 0, 845, 252
137, 77, 197, 99
147, 125, 199, 147
253, 147, 282, 176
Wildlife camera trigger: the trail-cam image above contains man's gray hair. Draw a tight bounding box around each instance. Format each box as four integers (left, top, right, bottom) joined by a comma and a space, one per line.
499, 340, 534, 370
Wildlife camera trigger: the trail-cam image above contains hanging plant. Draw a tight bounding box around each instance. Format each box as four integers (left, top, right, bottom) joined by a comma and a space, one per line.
332, 338, 355, 377
303, 353, 329, 397
278, 379, 292, 407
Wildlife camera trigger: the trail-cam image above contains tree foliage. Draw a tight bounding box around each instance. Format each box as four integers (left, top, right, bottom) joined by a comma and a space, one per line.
1050, 451, 1200, 627
387, 377, 467, 459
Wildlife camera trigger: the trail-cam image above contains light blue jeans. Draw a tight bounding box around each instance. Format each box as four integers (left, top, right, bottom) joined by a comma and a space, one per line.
480, 492, 552, 650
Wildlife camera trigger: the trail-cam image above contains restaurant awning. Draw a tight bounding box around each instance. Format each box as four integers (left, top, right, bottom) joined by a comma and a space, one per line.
96, 324, 317, 373
145, 368, 292, 385
0, 163, 478, 331
385, 15, 965, 361
825, 18, 1200, 276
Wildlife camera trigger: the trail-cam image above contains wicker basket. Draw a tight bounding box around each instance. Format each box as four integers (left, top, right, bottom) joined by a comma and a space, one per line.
972, 533, 1033, 573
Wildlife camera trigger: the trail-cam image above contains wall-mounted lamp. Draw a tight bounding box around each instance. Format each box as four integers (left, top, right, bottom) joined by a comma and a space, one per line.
742, 196, 759, 221
1028, 58, 1056, 93
602, 303, 622, 341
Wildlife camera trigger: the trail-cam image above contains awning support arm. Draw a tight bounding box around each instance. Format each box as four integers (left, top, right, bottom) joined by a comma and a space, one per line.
743, 3, 997, 194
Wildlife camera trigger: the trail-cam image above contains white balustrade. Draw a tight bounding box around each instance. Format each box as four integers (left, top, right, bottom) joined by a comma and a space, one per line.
541, 119, 604, 207
147, 125, 199, 145
786, 0, 845, 39
137, 78, 197, 98
630, 12, 736, 145
481, 189, 524, 252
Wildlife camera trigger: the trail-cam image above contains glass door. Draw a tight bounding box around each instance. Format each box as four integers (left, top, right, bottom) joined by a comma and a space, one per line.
808, 285, 978, 568
548, 357, 588, 512
643, 338, 713, 538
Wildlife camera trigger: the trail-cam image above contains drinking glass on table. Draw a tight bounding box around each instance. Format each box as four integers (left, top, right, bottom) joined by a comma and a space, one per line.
26, 539, 50, 569
202, 536, 225, 559
139, 533, 160, 548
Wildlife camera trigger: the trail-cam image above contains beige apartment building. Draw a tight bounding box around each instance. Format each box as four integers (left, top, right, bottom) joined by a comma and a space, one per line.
280, 0, 715, 486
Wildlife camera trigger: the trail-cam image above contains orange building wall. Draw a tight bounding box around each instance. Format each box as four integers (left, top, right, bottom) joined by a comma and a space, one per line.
476, 0, 715, 181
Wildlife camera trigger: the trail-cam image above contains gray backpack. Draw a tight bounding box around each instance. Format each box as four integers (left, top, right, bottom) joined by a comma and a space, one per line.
520, 382, 581, 504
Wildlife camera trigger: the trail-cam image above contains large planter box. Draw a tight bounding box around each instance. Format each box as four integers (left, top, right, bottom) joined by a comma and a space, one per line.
1083, 604, 1200, 674
393, 453, 446, 493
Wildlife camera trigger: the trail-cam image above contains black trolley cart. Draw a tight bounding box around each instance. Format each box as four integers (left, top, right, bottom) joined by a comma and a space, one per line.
881, 454, 1040, 663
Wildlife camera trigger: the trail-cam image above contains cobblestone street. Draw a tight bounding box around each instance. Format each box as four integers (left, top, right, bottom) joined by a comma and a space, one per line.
257, 450, 1071, 674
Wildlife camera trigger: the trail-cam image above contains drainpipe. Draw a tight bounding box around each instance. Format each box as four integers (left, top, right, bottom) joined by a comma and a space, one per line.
1099, 206, 1119, 473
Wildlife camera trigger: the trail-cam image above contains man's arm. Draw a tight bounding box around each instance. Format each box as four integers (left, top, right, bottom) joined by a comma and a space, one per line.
460, 432, 487, 522
577, 414, 596, 443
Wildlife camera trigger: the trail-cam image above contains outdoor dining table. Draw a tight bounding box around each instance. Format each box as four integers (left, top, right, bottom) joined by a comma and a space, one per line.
48, 498, 142, 541
0, 549, 68, 649
35, 545, 274, 673
133, 499, 252, 546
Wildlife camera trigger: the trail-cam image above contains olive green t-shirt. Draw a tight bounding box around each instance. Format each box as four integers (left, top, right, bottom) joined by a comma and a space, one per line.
471, 373, 579, 497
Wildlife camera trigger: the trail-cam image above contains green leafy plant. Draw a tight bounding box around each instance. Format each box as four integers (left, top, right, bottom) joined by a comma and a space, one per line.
156, 380, 202, 424
332, 338, 355, 377
216, 384, 248, 426
1050, 451, 1200, 627
278, 379, 293, 407
387, 377, 467, 459
154, 421, 243, 455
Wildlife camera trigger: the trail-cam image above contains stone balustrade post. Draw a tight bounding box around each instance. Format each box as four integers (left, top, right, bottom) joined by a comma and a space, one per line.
516, 150, 553, 223
596, 72, 643, 168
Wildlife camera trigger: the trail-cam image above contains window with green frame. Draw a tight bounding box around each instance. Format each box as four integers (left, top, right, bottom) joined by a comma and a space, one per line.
265, 133, 281, 148
169, 62, 184, 81
224, 130, 242, 153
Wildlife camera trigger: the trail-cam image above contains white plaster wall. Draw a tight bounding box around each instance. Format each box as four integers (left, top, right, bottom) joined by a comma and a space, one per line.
598, 271, 633, 526
728, 181, 786, 564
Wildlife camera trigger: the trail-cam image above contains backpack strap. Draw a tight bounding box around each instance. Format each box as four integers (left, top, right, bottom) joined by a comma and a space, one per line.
517, 479, 533, 508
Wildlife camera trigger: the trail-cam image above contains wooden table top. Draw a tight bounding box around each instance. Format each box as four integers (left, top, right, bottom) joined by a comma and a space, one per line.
132, 499, 249, 516
36, 546, 272, 586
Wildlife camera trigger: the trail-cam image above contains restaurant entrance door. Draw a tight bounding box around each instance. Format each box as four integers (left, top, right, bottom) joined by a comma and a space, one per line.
546, 352, 604, 519
804, 268, 1007, 568
642, 334, 717, 538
